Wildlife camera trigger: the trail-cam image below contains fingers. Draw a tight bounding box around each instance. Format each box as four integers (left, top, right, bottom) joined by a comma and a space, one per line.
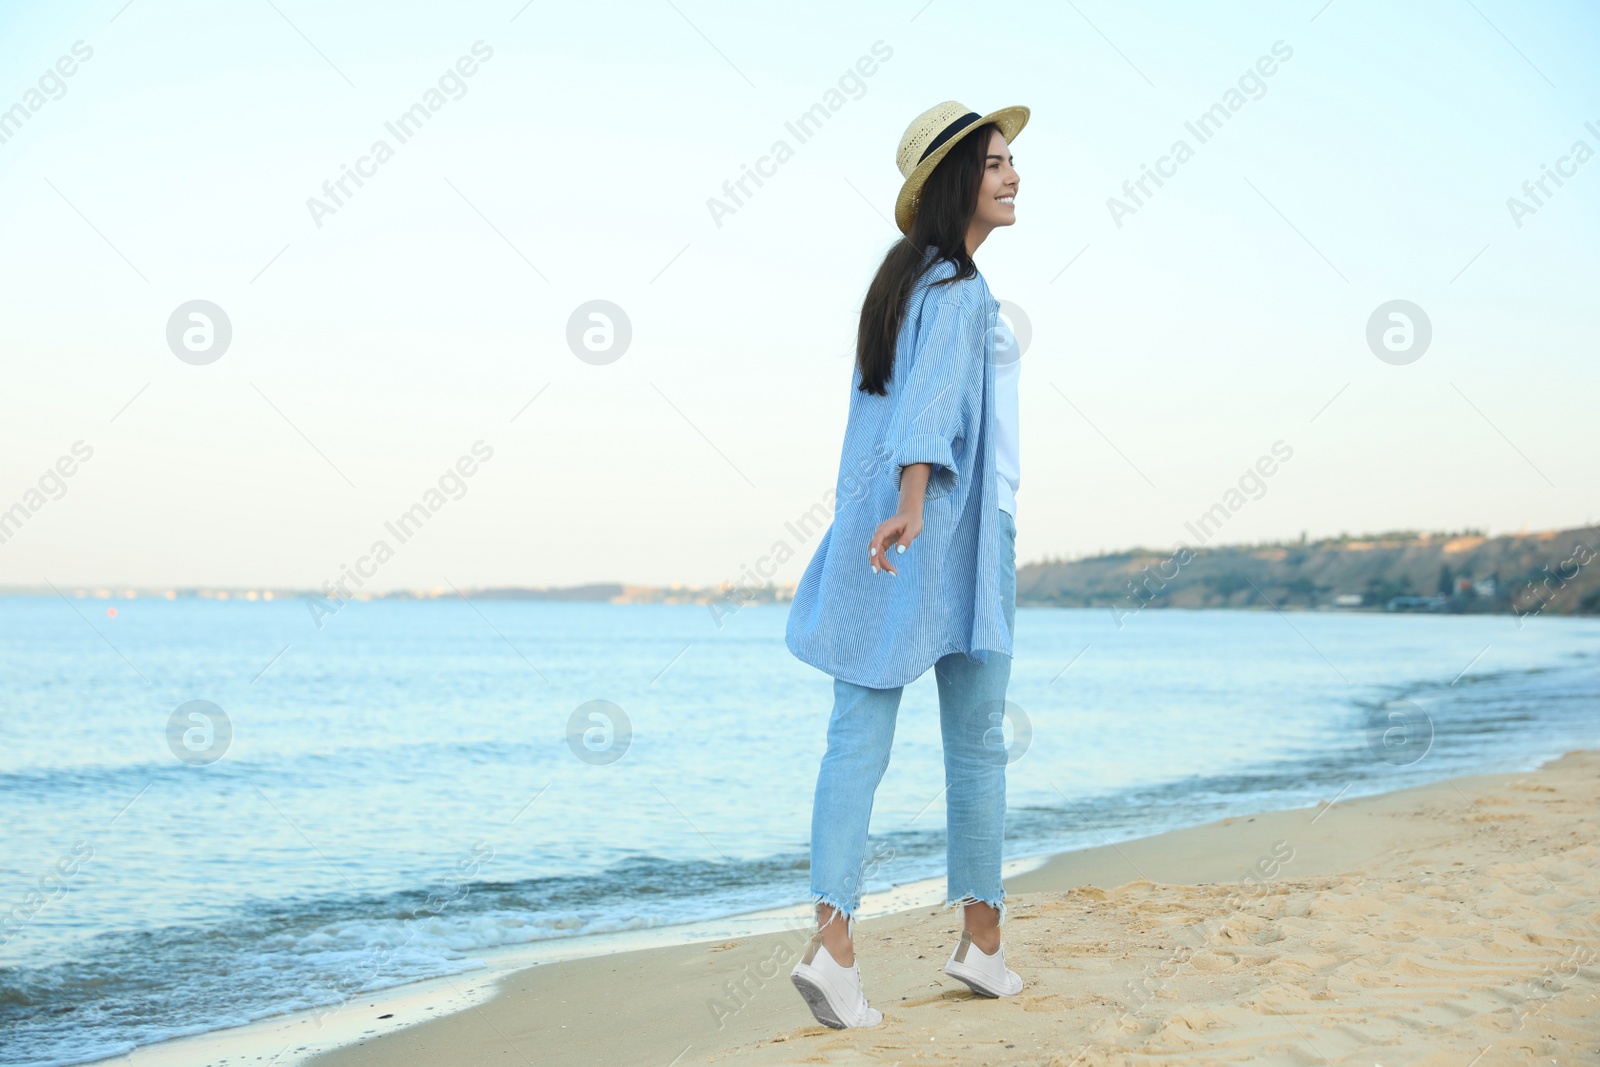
869, 522, 909, 576
869, 535, 896, 576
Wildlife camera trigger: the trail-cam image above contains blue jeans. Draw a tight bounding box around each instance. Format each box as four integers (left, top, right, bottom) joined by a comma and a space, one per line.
807, 507, 1018, 936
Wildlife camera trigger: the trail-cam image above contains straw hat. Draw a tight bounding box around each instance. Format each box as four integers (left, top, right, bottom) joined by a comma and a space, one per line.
894, 101, 1029, 235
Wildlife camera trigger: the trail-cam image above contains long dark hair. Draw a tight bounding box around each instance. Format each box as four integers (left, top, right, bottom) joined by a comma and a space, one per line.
855, 122, 997, 396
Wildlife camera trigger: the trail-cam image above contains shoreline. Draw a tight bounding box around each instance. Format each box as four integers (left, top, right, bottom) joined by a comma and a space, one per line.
110, 747, 1599, 1067
109, 857, 1055, 1067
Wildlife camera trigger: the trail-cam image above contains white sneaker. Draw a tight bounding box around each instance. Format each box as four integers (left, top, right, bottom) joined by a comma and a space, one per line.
790, 932, 884, 1028
943, 929, 1023, 997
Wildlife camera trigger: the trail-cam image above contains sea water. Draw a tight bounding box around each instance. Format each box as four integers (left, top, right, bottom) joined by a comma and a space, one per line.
1, 595, 1596, 1065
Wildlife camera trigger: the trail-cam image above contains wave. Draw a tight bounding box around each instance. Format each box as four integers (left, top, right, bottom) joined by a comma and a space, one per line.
2, 657, 1595, 1067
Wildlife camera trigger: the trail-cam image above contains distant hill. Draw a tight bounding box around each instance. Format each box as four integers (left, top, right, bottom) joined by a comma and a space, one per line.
1017, 526, 1599, 619
455, 583, 625, 601
7, 527, 1594, 619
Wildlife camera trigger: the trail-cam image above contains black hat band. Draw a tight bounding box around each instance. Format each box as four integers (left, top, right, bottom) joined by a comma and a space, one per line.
918, 111, 982, 163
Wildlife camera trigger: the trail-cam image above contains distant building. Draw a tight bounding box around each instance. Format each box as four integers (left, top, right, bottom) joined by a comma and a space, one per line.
1385, 595, 1448, 612
1332, 593, 1363, 607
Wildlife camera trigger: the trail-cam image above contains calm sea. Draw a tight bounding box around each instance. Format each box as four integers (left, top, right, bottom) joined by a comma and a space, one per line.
1, 595, 1596, 1066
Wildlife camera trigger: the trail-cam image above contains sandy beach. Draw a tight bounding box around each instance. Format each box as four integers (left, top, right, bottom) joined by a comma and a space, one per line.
280, 749, 1600, 1067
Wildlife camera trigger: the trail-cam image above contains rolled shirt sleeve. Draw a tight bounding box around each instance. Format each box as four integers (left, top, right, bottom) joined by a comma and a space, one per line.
883, 285, 985, 501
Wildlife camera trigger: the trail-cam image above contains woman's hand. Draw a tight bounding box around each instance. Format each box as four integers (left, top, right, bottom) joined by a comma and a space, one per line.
868, 508, 923, 576
869, 461, 932, 576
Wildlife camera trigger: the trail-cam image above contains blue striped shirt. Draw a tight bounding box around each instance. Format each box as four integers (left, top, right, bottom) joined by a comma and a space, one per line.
785, 249, 1010, 689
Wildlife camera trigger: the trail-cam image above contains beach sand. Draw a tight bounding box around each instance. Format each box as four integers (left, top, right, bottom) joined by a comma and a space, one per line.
300, 750, 1599, 1067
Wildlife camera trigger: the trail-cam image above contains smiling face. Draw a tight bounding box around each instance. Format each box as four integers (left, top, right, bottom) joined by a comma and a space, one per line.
960, 127, 1019, 255
972, 128, 1019, 228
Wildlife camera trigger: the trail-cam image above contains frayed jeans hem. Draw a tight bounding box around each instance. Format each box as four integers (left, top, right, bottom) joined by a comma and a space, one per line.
945, 893, 1007, 927
808, 890, 859, 939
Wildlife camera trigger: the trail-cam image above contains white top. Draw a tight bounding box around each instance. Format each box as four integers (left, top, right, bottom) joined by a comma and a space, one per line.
992, 311, 1020, 517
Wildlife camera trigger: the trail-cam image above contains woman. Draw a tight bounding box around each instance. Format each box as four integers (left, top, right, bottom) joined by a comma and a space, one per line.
784, 100, 1029, 1029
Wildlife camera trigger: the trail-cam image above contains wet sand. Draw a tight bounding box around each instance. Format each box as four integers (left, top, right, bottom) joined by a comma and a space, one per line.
292, 748, 1599, 1067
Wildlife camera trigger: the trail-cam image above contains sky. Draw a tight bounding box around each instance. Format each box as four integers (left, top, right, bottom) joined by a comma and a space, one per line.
1, 0, 1596, 592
